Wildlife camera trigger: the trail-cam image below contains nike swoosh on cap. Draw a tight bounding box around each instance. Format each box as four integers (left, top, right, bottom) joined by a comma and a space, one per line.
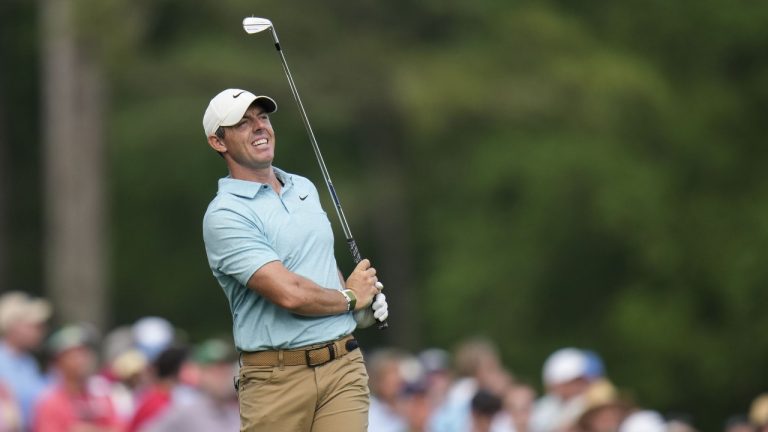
233, 91, 246, 98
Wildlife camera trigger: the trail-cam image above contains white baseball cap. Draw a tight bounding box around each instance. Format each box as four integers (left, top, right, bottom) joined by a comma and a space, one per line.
0, 291, 52, 333
619, 410, 667, 432
202, 88, 277, 137
543, 347, 589, 387
132, 316, 174, 360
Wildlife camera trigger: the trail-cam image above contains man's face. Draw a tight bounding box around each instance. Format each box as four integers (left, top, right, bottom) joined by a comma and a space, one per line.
6, 320, 47, 351
505, 385, 534, 426
550, 377, 590, 399
218, 105, 276, 172
373, 361, 404, 401
56, 346, 97, 381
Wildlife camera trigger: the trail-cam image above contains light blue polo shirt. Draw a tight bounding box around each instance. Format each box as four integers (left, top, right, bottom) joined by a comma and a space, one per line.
203, 167, 356, 351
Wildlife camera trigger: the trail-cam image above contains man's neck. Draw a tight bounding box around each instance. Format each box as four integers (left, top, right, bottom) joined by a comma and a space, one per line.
62, 376, 88, 394
154, 378, 176, 392
1, 338, 25, 355
230, 165, 282, 193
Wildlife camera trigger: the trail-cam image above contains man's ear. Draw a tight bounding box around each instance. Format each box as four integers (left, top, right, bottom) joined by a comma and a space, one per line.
207, 135, 226, 154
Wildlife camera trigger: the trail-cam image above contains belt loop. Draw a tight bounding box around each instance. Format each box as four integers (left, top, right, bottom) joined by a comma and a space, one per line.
239, 351, 243, 367
278, 350, 284, 370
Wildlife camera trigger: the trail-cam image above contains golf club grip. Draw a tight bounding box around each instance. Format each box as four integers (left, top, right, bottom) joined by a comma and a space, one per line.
347, 239, 388, 330
347, 238, 362, 264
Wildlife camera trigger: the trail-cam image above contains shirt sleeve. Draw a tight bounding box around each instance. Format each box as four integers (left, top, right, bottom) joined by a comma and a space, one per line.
203, 206, 280, 287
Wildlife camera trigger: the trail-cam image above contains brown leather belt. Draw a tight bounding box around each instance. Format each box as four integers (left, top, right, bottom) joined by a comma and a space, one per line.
240, 334, 358, 368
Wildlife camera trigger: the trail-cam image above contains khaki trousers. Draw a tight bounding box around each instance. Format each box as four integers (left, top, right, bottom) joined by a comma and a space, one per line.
238, 348, 369, 432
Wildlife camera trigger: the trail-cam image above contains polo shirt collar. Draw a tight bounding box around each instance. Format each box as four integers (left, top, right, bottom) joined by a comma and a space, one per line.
273, 167, 293, 188
218, 167, 294, 199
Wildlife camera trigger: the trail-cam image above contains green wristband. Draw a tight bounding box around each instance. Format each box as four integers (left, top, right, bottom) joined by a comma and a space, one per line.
342, 289, 357, 311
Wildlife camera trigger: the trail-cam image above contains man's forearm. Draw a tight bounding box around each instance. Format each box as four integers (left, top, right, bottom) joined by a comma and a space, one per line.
247, 261, 349, 316
247, 260, 378, 315
282, 273, 350, 316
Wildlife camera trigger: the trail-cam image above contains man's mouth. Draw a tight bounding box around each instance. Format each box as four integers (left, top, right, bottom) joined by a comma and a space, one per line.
252, 138, 268, 147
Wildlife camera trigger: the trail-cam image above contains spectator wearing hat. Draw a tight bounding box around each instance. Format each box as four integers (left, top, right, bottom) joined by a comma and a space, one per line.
573, 379, 632, 432
530, 348, 595, 432
143, 339, 239, 432
97, 326, 150, 423
0, 291, 52, 430
125, 346, 188, 432
103, 349, 149, 423
32, 324, 121, 432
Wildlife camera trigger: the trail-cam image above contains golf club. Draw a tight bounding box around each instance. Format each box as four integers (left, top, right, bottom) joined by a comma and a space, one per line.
243, 16, 388, 329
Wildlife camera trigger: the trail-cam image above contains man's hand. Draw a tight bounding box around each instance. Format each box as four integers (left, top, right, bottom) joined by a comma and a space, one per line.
345, 259, 379, 310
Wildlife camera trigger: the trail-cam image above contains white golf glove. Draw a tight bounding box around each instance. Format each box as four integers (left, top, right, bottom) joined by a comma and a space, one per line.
353, 286, 388, 329
372, 293, 388, 321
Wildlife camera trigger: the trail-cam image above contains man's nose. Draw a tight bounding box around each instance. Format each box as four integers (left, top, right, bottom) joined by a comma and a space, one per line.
253, 118, 267, 131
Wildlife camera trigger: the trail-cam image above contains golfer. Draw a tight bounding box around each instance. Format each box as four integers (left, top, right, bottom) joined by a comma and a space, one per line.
202, 88, 388, 432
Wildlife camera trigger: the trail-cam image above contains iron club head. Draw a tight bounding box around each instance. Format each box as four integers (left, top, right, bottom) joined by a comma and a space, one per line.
243, 17, 273, 34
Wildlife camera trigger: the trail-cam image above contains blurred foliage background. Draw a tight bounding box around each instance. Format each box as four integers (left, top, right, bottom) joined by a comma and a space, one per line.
2, 0, 768, 428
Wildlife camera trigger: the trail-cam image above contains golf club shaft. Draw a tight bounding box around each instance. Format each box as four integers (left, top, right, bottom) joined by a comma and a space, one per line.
269, 27, 388, 329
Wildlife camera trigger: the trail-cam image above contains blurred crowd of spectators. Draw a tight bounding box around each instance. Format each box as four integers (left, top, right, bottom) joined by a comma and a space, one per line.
367, 339, 768, 432
0, 291, 238, 432
0, 290, 766, 432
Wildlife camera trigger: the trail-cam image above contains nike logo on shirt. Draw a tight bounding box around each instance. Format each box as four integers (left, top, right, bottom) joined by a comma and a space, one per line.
299, 194, 309, 200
